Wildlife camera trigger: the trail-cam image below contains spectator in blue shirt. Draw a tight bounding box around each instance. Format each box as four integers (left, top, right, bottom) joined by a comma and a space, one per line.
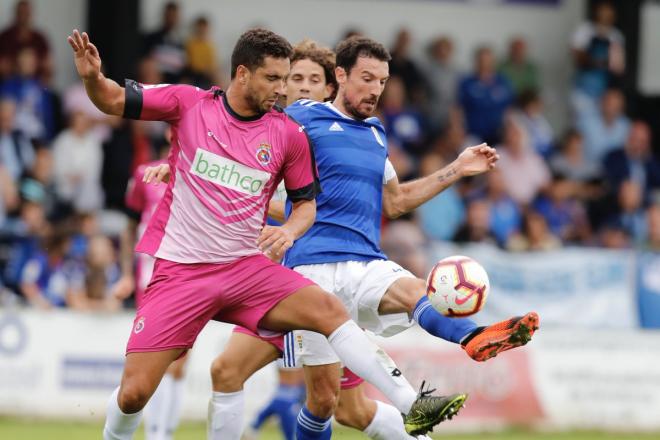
602, 120, 660, 203
577, 88, 630, 163
416, 153, 465, 241
0, 98, 35, 180
482, 167, 522, 247
381, 76, 429, 157
19, 230, 79, 309
0, 47, 55, 142
458, 46, 514, 145
514, 90, 554, 158
533, 174, 591, 244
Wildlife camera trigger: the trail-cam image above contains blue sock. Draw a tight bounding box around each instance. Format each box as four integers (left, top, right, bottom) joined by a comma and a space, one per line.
295, 405, 331, 439
413, 296, 478, 344
278, 398, 299, 440
251, 399, 277, 431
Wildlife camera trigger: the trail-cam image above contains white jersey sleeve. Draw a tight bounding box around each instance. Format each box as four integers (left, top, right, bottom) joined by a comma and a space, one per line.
383, 158, 397, 184
571, 22, 594, 50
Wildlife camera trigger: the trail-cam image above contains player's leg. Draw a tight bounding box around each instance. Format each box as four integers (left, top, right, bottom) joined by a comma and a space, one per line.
104, 349, 184, 440
207, 330, 280, 440
379, 276, 479, 342
143, 354, 187, 440
269, 367, 305, 440
247, 399, 278, 437
261, 286, 419, 413
244, 366, 303, 440
335, 384, 421, 440
226, 255, 466, 436
106, 258, 233, 440
260, 286, 466, 436
163, 355, 187, 440
377, 264, 539, 361
294, 364, 341, 440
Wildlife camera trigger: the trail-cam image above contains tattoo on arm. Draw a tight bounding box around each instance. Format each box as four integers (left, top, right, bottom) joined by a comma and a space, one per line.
437, 167, 457, 183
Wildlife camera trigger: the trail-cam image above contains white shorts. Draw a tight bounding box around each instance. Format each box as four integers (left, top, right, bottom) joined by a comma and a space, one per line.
283, 259, 415, 367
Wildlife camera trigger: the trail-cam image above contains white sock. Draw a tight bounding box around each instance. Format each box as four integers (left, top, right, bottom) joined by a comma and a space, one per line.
164, 378, 185, 439
144, 374, 172, 440
207, 390, 245, 440
103, 386, 143, 440
328, 321, 417, 413
364, 400, 416, 440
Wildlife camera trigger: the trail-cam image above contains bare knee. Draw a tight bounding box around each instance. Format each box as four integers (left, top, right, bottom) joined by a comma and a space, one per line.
117, 383, 151, 414
210, 355, 245, 392
379, 277, 426, 315
306, 386, 339, 419
304, 367, 340, 418
334, 391, 376, 430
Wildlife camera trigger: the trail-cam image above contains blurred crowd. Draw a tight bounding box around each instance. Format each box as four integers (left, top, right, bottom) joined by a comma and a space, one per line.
0, 0, 658, 310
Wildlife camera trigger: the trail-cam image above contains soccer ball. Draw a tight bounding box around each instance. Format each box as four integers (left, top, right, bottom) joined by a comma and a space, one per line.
425, 255, 490, 317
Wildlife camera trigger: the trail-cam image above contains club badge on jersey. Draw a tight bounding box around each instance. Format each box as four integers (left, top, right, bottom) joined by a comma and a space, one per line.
256, 143, 272, 166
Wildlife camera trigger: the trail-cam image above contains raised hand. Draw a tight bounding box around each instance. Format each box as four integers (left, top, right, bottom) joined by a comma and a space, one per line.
455, 143, 499, 177
67, 29, 101, 80
111, 274, 136, 300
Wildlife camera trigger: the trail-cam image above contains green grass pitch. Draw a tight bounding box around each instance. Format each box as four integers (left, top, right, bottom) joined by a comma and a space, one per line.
1, 418, 659, 440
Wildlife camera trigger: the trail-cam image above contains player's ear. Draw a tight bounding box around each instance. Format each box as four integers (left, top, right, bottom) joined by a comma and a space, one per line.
335, 66, 347, 85
236, 65, 250, 85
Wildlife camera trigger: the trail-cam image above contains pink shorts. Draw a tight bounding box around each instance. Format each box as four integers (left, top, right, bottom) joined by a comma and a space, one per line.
233, 325, 285, 353
126, 255, 314, 354
341, 367, 365, 390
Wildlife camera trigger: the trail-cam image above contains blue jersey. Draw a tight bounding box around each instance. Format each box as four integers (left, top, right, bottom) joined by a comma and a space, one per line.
283, 100, 388, 267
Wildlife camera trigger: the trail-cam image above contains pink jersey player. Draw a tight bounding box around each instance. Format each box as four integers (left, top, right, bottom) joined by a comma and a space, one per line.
124, 160, 167, 299
121, 80, 320, 353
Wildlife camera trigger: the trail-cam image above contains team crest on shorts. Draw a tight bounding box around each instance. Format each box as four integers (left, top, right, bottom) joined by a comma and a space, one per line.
296, 334, 303, 349
134, 317, 145, 334
256, 143, 272, 166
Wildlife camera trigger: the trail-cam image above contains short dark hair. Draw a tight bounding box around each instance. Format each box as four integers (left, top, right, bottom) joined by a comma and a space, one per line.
231, 28, 293, 79
335, 36, 391, 74
291, 39, 337, 92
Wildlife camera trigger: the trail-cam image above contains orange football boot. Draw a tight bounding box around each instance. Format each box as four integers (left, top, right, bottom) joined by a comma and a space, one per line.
462, 312, 539, 362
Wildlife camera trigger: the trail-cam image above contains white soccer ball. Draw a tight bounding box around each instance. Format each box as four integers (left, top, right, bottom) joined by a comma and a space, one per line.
425, 255, 490, 317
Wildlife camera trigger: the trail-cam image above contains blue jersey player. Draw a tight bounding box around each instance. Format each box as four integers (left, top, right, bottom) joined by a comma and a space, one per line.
276, 38, 537, 439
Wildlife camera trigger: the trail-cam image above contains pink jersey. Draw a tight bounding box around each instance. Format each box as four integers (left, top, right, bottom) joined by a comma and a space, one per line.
123, 81, 319, 263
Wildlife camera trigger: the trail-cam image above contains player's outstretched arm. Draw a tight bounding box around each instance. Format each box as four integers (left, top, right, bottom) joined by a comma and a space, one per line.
67, 29, 125, 116
382, 143, 499, 219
